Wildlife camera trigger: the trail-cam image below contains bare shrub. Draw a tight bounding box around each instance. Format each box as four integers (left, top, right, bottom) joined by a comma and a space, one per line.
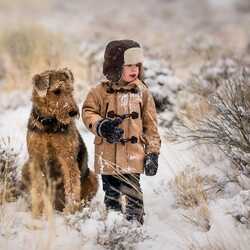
176, 69, 250, 180
0, 137, 20, 204
63, 200, 107, 230
174, 57, 250, 131
63, 200, 148, 250
188, 57, 250, 97
143, 58, 183, 113
184, 32, 220, 59
96, 217, 148, 250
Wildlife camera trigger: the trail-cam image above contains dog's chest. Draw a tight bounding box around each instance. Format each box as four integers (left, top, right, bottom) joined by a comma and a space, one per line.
28, 128, 79, 156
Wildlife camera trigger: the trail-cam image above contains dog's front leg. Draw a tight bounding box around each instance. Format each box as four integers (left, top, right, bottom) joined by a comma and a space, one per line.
58, 156, 81, 214
29, 160, 47, 218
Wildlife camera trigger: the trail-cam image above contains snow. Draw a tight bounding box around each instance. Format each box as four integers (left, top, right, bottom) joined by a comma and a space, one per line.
1, 89, 249, 250
1, 0, 250, 248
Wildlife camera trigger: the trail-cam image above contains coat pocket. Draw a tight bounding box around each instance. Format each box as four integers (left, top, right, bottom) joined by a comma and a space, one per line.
94, 136, 103, 145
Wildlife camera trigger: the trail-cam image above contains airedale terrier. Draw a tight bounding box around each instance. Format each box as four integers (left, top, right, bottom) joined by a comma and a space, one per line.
22, 68, 98, 217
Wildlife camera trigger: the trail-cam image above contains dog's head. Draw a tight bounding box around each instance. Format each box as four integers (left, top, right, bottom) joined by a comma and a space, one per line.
32, 68, 79, 125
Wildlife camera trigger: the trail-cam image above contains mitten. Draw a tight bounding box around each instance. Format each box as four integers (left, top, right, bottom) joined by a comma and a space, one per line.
97, 118, 124, 143
144, 153, 159, 176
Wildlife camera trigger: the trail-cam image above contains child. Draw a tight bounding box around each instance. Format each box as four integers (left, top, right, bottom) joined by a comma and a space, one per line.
82, 40, 161, 224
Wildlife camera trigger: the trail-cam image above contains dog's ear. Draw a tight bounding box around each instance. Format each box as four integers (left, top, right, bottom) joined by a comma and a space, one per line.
62, 68, 74, 83
32, 73, 50, 97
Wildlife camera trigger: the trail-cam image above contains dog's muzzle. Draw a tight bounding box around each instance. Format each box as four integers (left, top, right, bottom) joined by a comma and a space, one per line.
41, 117, 57, 126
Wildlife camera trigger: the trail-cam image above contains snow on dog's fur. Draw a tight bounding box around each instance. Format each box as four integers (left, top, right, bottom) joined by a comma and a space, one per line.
21, 68, 98, 217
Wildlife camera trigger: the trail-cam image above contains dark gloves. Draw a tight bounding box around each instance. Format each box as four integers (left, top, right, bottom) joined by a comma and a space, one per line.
144, 153, 159, 176
97, 118, 124, 143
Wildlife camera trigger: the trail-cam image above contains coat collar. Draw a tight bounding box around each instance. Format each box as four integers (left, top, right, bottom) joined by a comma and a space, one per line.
104, 79, 143, 93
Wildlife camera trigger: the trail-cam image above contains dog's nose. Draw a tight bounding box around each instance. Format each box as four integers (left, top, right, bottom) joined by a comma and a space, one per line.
69, 110, 78, 117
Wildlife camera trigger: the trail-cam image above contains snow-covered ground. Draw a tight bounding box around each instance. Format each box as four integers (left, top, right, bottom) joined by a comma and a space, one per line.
0, 87, 250, 250
1, 0, 250, 249
0, 92, 190, 249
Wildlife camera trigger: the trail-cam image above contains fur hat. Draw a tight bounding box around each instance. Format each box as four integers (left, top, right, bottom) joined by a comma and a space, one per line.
103, 40, 144, 82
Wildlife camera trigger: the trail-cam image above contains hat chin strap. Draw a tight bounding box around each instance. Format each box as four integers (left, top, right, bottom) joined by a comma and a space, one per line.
124, 47, 143, 65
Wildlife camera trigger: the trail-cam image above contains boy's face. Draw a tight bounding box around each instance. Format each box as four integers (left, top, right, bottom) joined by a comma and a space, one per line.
121, 64, 139, 83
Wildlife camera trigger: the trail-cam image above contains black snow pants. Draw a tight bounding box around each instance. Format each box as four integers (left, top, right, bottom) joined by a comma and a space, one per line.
101, 174, 144, 224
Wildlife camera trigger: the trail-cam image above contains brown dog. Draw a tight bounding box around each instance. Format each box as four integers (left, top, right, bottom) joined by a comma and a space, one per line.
22, 68, 98, 217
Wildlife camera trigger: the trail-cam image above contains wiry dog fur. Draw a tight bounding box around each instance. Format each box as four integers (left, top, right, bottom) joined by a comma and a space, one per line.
22, 68, 98, 217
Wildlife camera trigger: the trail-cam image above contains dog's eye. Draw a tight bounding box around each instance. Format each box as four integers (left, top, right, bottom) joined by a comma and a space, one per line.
53, 89, 61, 95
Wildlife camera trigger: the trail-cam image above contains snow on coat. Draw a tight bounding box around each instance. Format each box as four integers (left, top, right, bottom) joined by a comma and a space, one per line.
82, 79, 161, 175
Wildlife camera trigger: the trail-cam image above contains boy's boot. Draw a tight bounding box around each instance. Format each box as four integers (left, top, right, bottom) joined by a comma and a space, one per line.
124, 194, 144, 225
120, 174, 144, 224
102, 175, 121, 211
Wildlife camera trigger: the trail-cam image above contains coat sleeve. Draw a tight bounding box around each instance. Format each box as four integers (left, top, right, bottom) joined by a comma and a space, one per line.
142, 89, 161, 155
82, 87, 103, 136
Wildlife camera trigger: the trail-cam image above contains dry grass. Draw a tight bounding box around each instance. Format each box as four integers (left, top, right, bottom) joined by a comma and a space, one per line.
178, 94, 215, 127
172, 167, 207, 208
171, 167, 211, 231
0, 0, 50, 10
187, 226, 250, 250
0, 137, 55, 249
182, 203, 210, 232
0, 24, 90, 92
0, 24, 66, 90
0, 137, 20, 205
0, 199, 56, 250
0, 203, 19, 244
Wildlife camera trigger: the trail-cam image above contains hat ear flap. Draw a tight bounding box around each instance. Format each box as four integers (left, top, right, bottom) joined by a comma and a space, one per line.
105, 66, 122, 82
136, 63, 144, 81
32, 74, 49, 97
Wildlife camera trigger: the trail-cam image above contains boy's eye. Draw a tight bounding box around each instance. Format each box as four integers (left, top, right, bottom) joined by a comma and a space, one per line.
53, 89, 61, 95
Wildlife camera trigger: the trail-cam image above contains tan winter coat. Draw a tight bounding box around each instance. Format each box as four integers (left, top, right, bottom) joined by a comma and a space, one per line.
82, 79, 161, 175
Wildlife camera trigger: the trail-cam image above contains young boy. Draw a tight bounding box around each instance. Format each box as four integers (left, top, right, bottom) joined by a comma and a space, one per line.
82, 40, 161, 224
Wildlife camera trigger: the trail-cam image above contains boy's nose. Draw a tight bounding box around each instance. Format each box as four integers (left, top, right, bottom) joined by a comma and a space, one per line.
131, 65, 138, 71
